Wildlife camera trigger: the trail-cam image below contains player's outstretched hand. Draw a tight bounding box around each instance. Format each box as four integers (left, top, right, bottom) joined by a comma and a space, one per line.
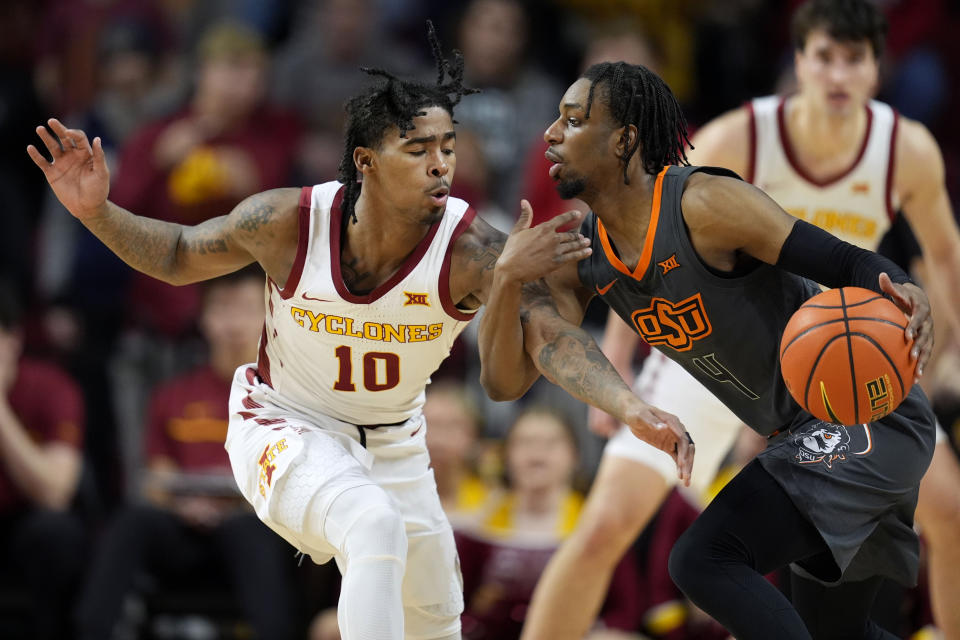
27, 118, 110, 220
623, 401, 694, 487
879, 272, 932, 380
495, 200, 591, 284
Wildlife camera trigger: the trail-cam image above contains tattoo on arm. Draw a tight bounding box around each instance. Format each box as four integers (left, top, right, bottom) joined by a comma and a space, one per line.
537, 328, 625, 409
183, 237, 228, 255
464, 237, 504, 274
235, 201, 275, 233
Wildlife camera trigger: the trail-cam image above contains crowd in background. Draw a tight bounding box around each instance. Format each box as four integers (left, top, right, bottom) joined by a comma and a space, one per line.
1, 0, 959, 638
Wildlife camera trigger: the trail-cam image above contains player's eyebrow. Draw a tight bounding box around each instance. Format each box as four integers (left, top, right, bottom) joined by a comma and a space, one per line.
563, 102, 583, 110
402, 131, 456, 146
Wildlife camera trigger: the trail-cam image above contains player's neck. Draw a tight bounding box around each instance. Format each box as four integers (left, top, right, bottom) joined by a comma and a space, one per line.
341, 193, 436, 288
786, 94, 868, 166
588, 170, 659, 266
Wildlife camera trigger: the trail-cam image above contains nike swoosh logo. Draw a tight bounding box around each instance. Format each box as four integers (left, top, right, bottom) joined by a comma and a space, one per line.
302, 293, 334, 303
410, 425, 423, 437
596, 279, 616, 295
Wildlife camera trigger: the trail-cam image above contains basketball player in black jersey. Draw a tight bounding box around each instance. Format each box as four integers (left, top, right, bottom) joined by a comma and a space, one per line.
479, 62, 938, 639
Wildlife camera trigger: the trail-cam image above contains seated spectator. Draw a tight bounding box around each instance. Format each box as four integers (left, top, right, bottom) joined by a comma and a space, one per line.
423, 382, 492, 529
110, 21, 301, 338
456, 407, 638, 639
0, 281, 87, 639
75, 266, 297, 640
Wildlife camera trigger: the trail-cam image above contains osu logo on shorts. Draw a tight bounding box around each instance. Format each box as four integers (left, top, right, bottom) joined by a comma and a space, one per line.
630, 293, 712, 351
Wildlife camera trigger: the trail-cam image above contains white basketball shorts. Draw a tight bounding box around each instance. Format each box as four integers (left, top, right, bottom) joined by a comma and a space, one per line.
605, 351, 745, 498
224, 365, 461, 612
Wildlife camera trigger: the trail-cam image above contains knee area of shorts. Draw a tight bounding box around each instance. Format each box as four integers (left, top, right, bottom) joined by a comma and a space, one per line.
341, 502, 408, 560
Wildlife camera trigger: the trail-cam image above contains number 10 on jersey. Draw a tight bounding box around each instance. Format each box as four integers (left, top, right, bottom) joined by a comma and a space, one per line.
333, 346, 400, 392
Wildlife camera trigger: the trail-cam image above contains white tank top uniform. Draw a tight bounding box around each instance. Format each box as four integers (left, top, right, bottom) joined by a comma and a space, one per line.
607, 96, 907, 490
224, 182, 475, 621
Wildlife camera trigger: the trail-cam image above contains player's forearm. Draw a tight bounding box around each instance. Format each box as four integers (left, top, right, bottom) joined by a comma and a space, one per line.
528, 319, 636, 423
478, 273, 540, 400
81, 200, 187, 284
0, 404, 79, 509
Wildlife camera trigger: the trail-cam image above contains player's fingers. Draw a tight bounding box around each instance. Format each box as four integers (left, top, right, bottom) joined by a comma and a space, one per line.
556, 237, 590, 254
35, 125, 63, 158
92, 136, 107, 167
513, 199, 533, 232
47, 118, 70, 139
26, 145, 51, 172
878, 273, 912, 314
914, 322, 934, 376
555, 247, 592, 264
68, 128, 92, 153
546, 208, 584, 230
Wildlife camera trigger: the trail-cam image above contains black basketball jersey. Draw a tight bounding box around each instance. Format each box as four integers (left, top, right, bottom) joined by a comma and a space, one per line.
578, 165, 823, 436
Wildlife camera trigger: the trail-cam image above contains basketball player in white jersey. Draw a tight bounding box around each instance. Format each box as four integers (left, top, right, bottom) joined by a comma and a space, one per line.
28, 27, 693, 640
521, 2, 960, 639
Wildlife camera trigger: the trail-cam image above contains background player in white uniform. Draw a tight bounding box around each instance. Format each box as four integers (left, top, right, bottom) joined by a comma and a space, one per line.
28, 26, 691, 640
522, 2, 960, 639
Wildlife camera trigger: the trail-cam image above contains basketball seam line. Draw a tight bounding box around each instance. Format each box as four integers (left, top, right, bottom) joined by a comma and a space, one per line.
840, 288, 860, 425
780, 317, 906, 359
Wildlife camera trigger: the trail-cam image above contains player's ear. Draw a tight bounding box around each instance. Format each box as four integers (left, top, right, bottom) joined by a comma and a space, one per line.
354, 147, 376, 174
615, 125, 638, 159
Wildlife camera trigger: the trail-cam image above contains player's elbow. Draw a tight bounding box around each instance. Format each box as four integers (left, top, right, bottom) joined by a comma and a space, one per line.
479, 368, 527, 402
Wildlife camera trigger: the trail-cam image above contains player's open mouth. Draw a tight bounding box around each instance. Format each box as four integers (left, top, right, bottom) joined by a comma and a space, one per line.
545, 149, 563, 179
428, 187, 449, 206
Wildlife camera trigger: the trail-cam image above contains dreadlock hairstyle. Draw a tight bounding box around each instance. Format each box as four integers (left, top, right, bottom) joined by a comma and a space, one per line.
337, 21, 479, 224
581, 62, 692, 184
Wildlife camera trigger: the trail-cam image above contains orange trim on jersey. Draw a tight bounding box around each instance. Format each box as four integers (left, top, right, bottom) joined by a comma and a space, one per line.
597, 166, 668, 281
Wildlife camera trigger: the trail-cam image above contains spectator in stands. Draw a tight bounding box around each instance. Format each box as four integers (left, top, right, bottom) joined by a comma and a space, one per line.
452, 0, 561, 213
271, 0, 425, 182
110, 21, 300, 339
75, 266, 297, 640
456, 407, 638, 639
423, 382, 492, 530
0, 280, 87, 639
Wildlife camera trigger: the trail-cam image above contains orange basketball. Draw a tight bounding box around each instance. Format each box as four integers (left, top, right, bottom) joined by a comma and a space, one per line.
779, 287, 916, 425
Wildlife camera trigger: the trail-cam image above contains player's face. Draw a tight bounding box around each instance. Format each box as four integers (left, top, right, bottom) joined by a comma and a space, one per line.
366, 106, 456, 225
506, 414, 577, 493
544, 78, 621, 200
795, 29, 879, 117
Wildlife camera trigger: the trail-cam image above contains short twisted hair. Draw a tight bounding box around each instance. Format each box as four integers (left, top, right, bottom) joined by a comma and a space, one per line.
582, 62, 692, 183
337, 22, 478, 223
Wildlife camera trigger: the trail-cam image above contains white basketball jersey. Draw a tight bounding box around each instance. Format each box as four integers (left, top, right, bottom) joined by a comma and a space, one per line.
749, 95, 899, 250
256, 182, 477, 425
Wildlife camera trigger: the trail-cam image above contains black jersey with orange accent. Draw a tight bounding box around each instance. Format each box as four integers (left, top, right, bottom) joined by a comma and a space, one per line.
578, 165, 823, 436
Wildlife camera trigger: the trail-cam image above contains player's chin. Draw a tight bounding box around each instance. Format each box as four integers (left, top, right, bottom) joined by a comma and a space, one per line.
556, 176, 586, 200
